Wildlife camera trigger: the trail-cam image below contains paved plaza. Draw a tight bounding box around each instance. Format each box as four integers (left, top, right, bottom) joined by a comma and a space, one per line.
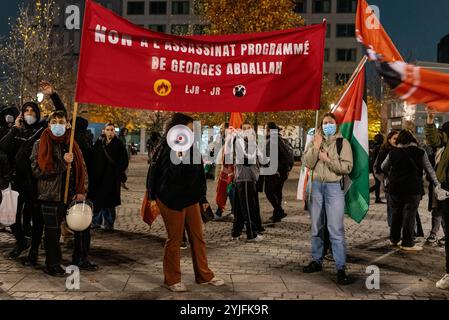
0, 155, 448, 300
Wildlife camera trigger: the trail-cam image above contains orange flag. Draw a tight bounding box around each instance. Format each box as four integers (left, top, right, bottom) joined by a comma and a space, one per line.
356, 0, 403, 62
357, 0, 449, 111
229, 112, 243, 130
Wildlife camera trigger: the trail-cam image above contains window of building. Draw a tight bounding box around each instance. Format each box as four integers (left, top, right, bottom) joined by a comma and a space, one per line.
171, 24, 189, 35
336, 48, 357, 61
172, 1, 190, 15
337, 0, 357, 13
194, 0, 203, 15
335, 73, 351, 85
149, 1, 167, 15
336, 24, 355, 37
294, 0, 307, 13
127, 1, 145, 15
149, 24, 167, 33
324, 48, 330, 62
193, 24, 210, 35
312, 0, 331, 13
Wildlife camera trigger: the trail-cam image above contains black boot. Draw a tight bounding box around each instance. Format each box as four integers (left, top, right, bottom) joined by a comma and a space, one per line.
77, 260, 99, 272
337, 270, 351, 285
23, 250, 38, 266
302, 261, 323, 273
8, 240, 30, 259
44, 264, 66, 277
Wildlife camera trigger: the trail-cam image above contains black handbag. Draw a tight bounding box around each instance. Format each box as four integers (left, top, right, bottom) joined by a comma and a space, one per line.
200, 202, 215, 223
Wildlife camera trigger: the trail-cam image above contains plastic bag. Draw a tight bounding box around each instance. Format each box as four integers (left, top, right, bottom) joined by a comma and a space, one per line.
0, 185, 19, 226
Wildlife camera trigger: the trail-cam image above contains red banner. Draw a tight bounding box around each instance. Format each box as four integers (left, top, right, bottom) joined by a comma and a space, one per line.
75, 0, 325, 112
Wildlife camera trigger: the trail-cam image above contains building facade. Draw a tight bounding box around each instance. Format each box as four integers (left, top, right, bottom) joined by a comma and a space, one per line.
294, 0, 363, 85
54, 0, 123, 56
121, 0, 362, 85
122, 0, 203, 35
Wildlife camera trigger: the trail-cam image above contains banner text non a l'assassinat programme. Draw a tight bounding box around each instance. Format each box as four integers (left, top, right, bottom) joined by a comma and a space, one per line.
75, 0, 326, 112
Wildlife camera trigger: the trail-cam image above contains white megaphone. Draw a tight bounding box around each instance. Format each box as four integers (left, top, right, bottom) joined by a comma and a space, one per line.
66, 200, 93, 232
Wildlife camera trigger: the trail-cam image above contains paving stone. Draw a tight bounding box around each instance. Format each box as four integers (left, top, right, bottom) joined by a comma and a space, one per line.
0, 156, 446, 300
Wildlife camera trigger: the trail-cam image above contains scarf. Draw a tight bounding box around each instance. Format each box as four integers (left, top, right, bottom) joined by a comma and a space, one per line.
37, 127, 86, 194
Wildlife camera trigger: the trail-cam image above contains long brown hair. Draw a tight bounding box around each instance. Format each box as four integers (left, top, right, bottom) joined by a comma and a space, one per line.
381, 130, 399, 151
319, 113, 338, 134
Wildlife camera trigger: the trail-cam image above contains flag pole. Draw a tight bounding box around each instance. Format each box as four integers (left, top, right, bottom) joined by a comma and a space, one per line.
314, 110, 320, 130
64, 101, 79, 204
333, 56, 368, 111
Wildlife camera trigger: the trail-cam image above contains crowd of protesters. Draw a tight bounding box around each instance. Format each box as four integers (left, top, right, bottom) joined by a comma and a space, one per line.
0, 81, 129, 276
1, 93, 448, 292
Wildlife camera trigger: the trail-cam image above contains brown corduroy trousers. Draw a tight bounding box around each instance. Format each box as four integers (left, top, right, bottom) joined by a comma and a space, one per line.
156, 199, 215, 286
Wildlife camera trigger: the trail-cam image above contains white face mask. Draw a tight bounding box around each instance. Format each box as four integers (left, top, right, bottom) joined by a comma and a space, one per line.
24, 115, 37, 125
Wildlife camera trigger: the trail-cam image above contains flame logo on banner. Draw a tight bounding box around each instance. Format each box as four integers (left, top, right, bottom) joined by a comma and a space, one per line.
154, 79, 172, 96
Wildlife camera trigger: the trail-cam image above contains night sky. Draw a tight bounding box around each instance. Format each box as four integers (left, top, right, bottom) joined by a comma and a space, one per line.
1, 0, 448, 62
372, 0, 449, 62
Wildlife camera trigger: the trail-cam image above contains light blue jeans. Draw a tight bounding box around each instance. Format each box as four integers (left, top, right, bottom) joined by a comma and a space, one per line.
310, 181, 346, 271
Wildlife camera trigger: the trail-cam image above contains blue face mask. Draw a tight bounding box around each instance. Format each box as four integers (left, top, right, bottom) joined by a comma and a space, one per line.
50, 124, 66, 137
322, 124, 337, 137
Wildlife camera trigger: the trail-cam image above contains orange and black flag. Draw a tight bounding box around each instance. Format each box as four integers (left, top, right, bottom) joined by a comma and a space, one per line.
356, 0, 449, 112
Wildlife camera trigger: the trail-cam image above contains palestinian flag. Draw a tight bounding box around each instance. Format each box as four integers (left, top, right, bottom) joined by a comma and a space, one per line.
331, 62, 370, 223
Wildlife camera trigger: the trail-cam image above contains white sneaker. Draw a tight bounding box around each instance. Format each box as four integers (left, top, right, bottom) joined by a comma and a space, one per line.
436, 274, 449, 290
165, 282, 188, 292
202, 277, 225, 286
400, 245, 423, 252
247, 235, 263, 242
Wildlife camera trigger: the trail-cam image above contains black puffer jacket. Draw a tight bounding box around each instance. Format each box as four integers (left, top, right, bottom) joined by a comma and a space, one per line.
150, 141, 207, 211
0, 93, 66, 193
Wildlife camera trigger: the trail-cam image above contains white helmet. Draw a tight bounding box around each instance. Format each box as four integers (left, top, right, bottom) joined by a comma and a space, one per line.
66, 200, 93, 232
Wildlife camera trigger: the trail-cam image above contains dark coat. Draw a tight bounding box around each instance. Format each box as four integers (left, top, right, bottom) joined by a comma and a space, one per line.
0, 93, 66, 193
30, 138, 88, 202
91, 136, 129, 209
0, 150, 11, 190
150, 141, 207, 211
386, 146, 425, 196
74, 117, 94, 180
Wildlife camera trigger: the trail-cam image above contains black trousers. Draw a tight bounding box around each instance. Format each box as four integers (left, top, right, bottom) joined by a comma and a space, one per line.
370, 174, 381, 200
11, 191, 43, 251
264, 172, 288, 219
438, 198, 449, 274
41, 202, 92, 267
390, 194, 422, 247
232, 181, 261, 239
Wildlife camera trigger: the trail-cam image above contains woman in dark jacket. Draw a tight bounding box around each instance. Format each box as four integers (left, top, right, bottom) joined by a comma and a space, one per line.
382, 130, 440, 252
148, 113, 224, 292
376, 130, 399, 227
91, 123, 129, 230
